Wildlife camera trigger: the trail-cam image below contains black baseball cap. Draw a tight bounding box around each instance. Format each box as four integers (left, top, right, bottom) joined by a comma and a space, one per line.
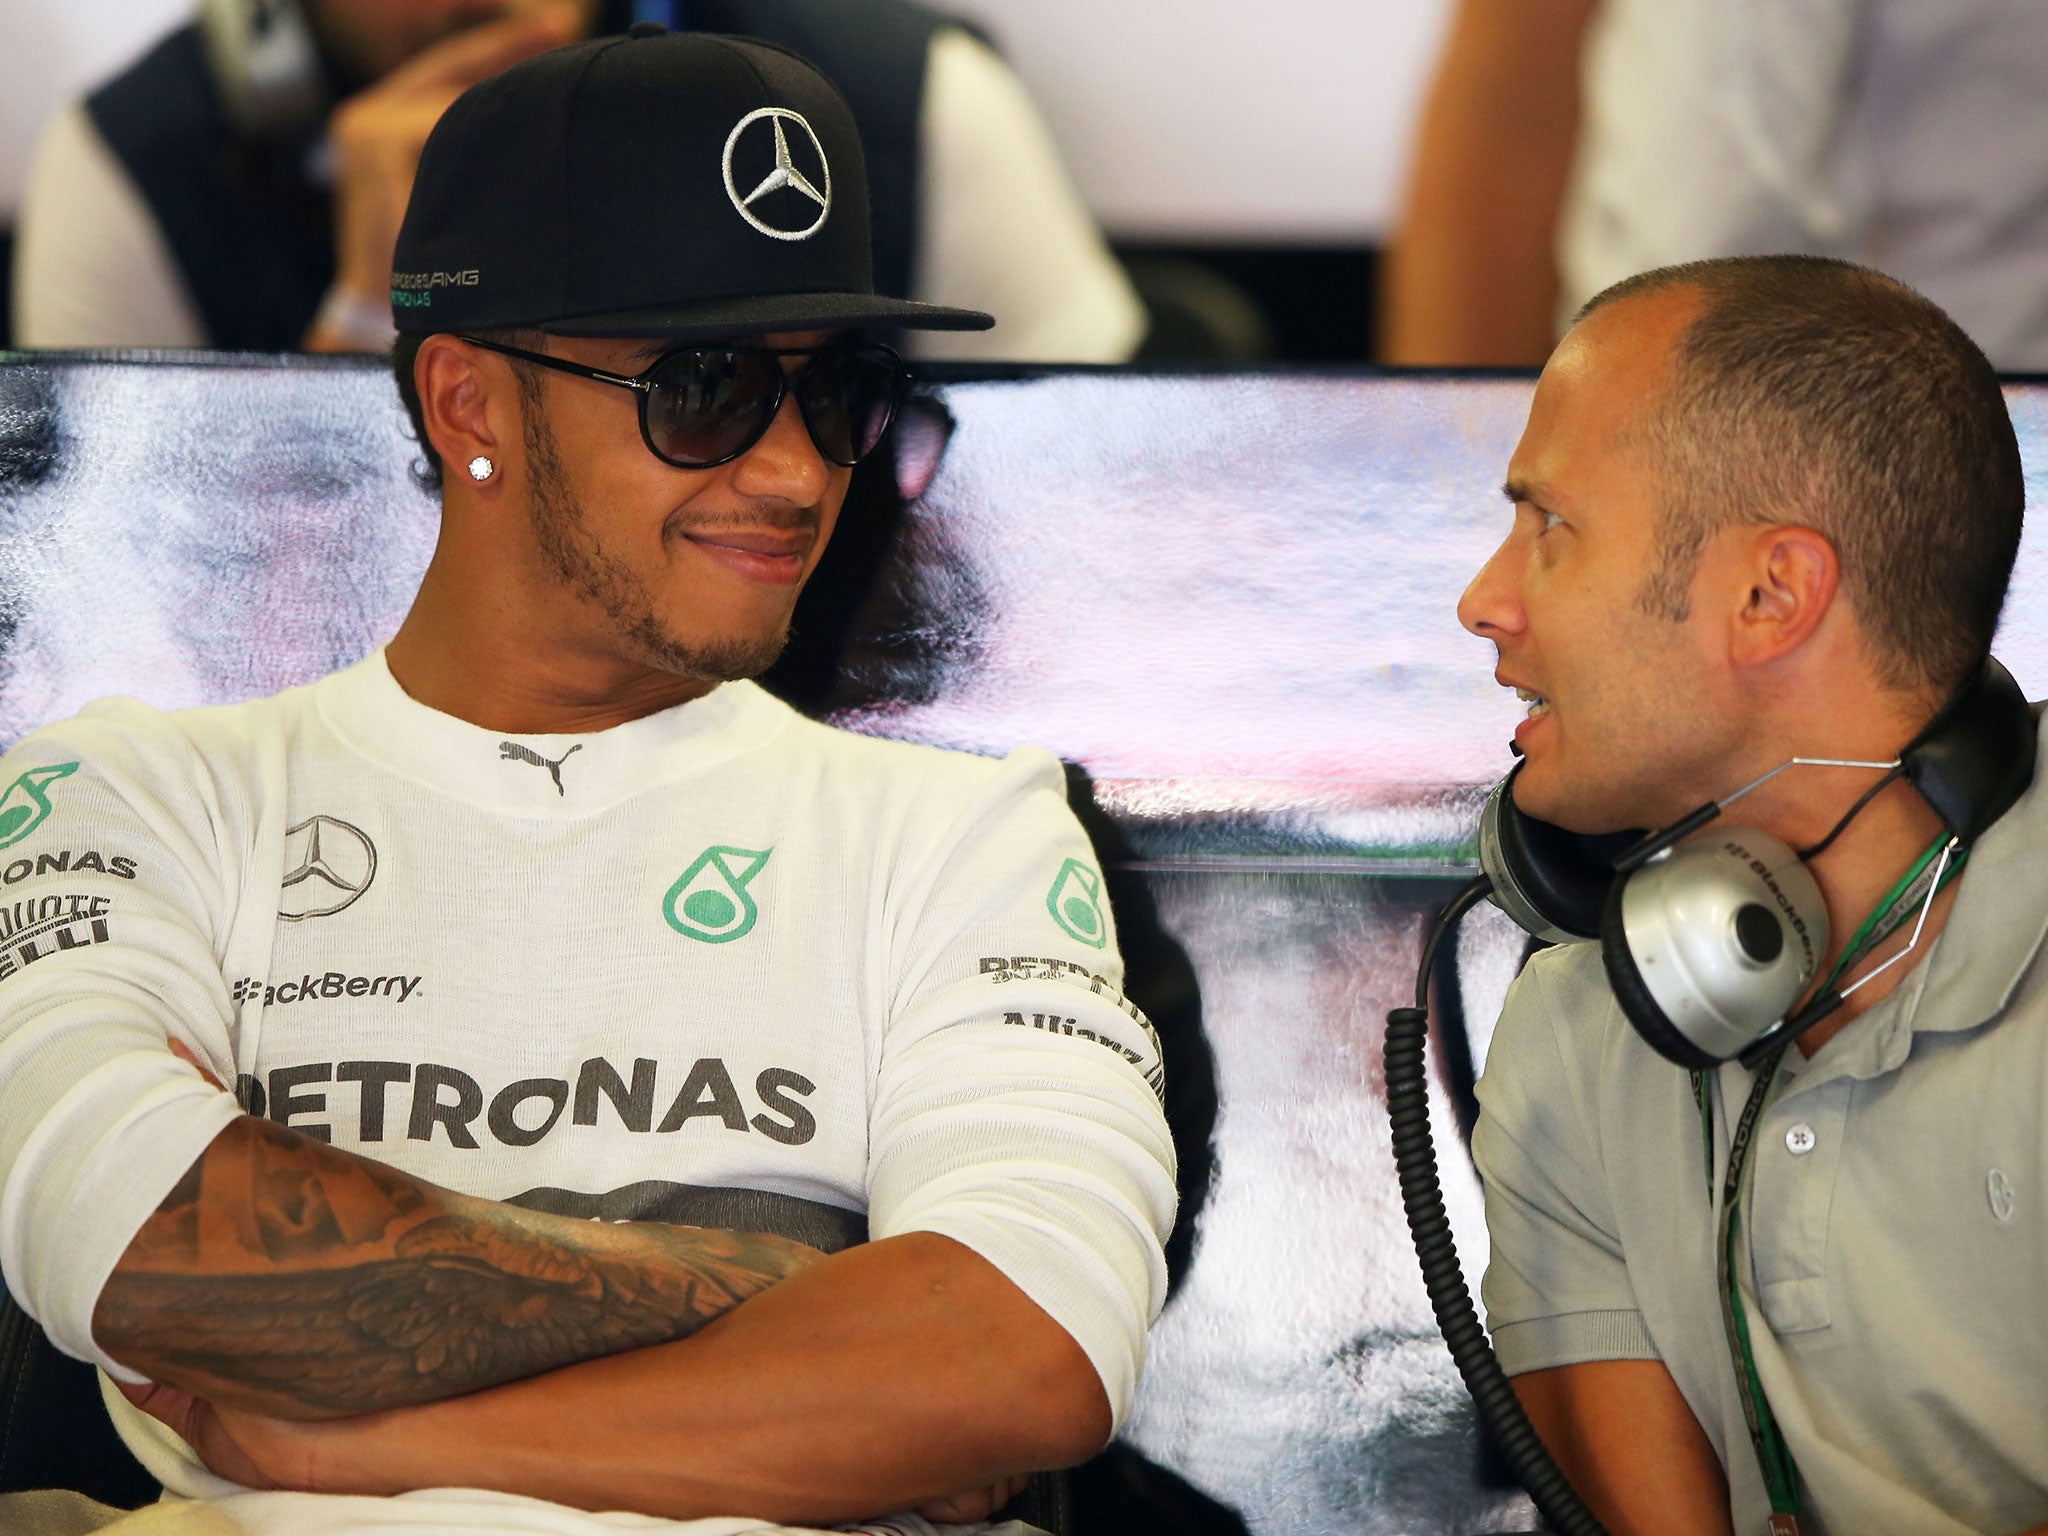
390, 26, 993, 340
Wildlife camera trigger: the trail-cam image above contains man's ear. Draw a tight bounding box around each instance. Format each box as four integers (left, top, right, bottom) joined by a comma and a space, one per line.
416, 336, 513, 486
1730, 524, 1840, 667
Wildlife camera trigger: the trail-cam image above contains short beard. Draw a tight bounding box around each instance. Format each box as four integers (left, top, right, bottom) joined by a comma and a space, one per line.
521, 402, 789, 684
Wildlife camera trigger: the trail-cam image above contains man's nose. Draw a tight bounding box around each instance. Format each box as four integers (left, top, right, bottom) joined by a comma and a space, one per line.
1457, 535, 1527, 641
730, 390, 834, 506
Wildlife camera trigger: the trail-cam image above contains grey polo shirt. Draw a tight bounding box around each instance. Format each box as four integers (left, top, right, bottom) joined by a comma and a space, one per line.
1474, 711, 2048, 1536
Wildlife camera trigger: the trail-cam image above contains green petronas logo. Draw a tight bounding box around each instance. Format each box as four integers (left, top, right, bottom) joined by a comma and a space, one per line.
0, 762, 79, 849
1047, 858, 1108, 949
664, 846, 773, 944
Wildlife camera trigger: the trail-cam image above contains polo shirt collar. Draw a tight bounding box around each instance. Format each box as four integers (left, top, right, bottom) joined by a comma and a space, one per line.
1797, 704, 2048, 1084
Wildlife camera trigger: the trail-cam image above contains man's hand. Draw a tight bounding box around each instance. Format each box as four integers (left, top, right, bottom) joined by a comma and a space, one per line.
109, 1230, 1106, 1526
308, 4, 583, 352
116, 1379, 287, 1491
917, 1473, 1033, 1525
136, 1383, 1036, 1526
125, 1385, 1037, 1528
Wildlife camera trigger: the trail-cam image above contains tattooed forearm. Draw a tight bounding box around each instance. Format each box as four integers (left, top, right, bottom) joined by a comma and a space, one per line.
122, 1119, 430, 1273
95, 1117, 821, 1419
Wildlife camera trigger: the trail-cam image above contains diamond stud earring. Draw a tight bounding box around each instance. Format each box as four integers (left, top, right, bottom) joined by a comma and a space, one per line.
468, 456, 496, 482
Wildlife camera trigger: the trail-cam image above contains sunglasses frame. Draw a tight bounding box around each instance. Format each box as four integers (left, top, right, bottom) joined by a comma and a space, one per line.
454, 333, 909, 470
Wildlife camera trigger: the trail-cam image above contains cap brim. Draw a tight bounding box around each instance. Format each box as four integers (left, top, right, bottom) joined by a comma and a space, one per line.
541, 289, 993, 341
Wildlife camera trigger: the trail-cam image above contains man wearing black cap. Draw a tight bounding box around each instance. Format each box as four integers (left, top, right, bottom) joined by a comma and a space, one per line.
0, 28, 1173, 1535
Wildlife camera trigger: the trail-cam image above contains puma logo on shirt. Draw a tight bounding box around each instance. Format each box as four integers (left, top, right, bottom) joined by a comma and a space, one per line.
500, 741, 583, 795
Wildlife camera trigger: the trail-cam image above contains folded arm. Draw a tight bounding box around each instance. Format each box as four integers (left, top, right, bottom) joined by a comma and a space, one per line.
95, 1109, 822, 1420
189, 1229, 1106, 1526
160, 753, 1173, 1524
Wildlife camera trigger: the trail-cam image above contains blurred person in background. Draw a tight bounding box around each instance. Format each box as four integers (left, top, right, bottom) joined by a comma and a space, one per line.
1382, 0, 2048, 372
11, 0, 1144, 362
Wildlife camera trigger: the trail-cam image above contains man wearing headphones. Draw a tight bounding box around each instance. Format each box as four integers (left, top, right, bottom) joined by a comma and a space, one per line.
1458, 256, 2046, 1535
0, 28, 1173, 1535
12, 0, 1145, 363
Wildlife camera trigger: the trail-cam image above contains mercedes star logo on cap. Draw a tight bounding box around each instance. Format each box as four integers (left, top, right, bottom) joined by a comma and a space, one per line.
391, 32, 992, 338
279, 815, 378, 920
722, 107, 832, 241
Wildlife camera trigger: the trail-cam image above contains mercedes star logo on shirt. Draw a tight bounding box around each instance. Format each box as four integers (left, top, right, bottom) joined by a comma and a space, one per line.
279, 815, 378, 920
722, 107, 832, 241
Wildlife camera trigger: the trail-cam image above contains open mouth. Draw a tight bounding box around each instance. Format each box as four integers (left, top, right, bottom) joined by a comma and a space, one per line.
1515, 686, 1551, 719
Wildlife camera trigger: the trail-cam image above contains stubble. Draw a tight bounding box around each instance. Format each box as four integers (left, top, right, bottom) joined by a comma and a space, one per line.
521, 404, 791, 684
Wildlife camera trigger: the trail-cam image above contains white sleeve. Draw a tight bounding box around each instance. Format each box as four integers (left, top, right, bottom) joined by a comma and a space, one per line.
867, 748, 1175, 1430
0, 704, 249, 1378
907, 29, 1147, 365
12, 102, 210, 350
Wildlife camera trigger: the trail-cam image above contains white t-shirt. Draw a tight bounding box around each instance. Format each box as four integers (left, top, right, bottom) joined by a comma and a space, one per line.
11, 28, 1145, 365
0, 651, 1175, 1534
1559, 0, 2048, 370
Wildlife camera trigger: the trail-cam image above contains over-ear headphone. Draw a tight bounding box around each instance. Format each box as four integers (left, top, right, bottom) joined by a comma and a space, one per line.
1387, 656, 2035, 1536
1478, 656, 2037, 1068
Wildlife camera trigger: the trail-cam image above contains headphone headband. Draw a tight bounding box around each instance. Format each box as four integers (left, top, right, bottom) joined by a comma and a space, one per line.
1899, 656, 2036, 843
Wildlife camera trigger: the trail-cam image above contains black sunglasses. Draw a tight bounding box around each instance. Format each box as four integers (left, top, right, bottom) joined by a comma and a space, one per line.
456, 334, 910, 470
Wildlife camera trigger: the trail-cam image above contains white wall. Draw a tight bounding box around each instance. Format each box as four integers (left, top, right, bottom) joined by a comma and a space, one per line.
0, 0, 190, 221
944, 0, 1453, 244
0, 0, 1454, 242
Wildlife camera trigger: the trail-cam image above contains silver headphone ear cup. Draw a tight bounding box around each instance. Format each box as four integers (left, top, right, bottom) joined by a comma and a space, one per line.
1600, 877, 1721, 1069
1603, 829, 1829, 1066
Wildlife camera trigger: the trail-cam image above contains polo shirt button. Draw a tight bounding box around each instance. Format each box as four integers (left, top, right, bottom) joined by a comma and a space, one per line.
1785, 1124, 1817, 1156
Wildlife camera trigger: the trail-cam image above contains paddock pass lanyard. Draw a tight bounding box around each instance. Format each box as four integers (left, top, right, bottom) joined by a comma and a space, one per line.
1689, 835, 1966, 1536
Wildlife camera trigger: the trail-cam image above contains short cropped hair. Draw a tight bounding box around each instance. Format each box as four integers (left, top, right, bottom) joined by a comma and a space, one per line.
1577, 256, 2024, 699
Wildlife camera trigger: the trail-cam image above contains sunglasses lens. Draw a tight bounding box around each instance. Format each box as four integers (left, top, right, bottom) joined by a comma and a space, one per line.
643, 349, 783, 467
795, 347, 905, 466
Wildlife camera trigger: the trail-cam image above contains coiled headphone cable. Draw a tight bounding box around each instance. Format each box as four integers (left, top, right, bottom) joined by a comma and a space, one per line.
1384, 875, 1612, 1536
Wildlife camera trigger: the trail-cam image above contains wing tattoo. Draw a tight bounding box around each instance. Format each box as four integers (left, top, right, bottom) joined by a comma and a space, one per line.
95, 1121, 822, 1418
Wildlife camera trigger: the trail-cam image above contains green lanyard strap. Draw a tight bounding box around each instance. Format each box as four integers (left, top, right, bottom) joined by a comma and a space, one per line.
1691, 833, 1967, 1533
1821, 835, 1964, 996
1714, 1057, 1802, 1522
